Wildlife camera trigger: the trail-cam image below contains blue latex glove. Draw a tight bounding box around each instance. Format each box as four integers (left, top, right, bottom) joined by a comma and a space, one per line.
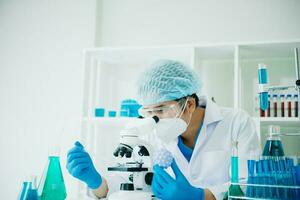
152, 160, 204, 200
66, 141, 102, 189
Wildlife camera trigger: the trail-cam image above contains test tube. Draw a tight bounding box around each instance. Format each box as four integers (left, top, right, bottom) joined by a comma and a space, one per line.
280, 94, 285, 117
273, 94, 278, 117
262, 159, 273, 198
286, 94, 292, 117
260, 108, 266, 117
246, 159, 256, 198
295, 94, 299, 117
267, 95, 271, 117
256, 160, 264, 198
258, 64, 269, 111
296, 156, 300, 185
260, 94, 266, 117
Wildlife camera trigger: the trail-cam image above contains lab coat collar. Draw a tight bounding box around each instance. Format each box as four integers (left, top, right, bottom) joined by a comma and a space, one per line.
198, 96, 223, 126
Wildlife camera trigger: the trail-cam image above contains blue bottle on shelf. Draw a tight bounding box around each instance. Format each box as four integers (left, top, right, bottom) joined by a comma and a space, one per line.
108, 111, 117, 117
120, 99, 142, 117
95, 108, 105, 117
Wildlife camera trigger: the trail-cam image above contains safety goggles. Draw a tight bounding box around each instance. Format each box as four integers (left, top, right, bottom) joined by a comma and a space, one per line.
138, 98, 187, 118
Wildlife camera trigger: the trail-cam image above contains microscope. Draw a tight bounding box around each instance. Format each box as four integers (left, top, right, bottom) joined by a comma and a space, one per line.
107, 116, 159, 200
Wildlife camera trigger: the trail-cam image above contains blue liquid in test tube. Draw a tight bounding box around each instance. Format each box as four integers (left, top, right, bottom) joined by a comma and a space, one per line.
258, 64, 269, 111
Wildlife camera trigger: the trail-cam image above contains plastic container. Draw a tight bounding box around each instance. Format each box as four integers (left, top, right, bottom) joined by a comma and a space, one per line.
108, 111, 117, 117
95, 108, 105, 117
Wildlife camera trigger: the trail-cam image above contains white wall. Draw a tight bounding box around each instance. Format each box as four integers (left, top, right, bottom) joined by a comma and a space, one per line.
0, 0, 96, 199
97, 0, 300, 47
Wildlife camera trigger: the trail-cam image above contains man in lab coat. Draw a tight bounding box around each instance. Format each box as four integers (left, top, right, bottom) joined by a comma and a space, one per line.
67, 60, 260, 200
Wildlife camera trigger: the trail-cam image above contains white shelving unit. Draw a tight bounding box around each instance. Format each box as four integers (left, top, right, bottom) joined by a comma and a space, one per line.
78, 41, 300, 199
237, 42, 300, 155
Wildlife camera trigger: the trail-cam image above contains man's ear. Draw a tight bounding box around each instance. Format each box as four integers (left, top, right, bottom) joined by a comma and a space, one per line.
187, 98, 196, 113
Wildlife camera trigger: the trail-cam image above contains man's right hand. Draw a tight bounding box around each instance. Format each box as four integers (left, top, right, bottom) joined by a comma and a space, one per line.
66, 141, 102, 189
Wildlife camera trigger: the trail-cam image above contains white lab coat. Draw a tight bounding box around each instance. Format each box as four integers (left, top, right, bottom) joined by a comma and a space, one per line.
104, 96, 261, 200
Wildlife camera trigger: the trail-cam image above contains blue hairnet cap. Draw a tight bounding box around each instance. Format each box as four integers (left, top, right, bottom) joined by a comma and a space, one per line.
137, 59, 202, 106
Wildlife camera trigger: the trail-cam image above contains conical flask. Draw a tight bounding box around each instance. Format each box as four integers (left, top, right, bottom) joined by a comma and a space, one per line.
38, 147, 67, 200
19, 179, 30, 200
262, 125, 284, 157
18, 175, 39, 200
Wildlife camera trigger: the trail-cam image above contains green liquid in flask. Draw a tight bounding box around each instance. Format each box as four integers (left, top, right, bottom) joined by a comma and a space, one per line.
39, 156, 67, 200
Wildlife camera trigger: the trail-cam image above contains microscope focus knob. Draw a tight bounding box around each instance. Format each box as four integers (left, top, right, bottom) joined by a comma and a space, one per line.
145, 172, 154, 185
296, 79, 300, 86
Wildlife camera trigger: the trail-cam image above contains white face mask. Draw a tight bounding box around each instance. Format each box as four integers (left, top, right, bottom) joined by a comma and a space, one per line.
154, 118, 188, 143
154, 98, 192, 143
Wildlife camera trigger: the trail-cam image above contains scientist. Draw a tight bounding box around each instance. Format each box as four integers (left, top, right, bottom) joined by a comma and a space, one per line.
66, 60, 260, 200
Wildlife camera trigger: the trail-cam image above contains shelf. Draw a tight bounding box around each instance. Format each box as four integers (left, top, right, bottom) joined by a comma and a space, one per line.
255, 117, 300, 127
259, 117, 299, 122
